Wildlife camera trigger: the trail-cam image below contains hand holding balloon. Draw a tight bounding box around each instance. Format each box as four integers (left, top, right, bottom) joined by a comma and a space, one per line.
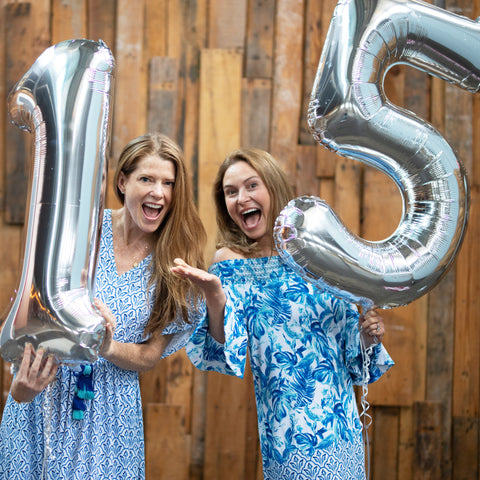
10, 343, 58, 403
359, 310, 384, 348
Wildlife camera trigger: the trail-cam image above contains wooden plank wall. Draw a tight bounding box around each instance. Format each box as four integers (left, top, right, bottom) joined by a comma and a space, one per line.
0, 0, 479, 479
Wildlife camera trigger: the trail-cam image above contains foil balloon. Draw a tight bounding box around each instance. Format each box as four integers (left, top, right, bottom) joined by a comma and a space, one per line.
0, 39, 115, 365
274, 0, 477, 310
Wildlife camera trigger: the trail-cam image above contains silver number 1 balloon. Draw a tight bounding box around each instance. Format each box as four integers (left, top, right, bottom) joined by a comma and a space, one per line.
274, 0, 477, 309
0, 39, 115, 365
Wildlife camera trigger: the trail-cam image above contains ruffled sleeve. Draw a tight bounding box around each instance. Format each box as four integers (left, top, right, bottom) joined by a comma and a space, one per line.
160, 299, 207, 359
186, 263, 248, 378
343, 302, 394, 384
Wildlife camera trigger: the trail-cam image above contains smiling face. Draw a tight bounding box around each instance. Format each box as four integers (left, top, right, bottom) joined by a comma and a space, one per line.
117, 154, 176, 234
222, 160, 272, 251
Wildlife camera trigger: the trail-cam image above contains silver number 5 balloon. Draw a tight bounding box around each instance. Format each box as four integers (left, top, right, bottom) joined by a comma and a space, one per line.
274, 0, 478, 309
0, 39, 115, 365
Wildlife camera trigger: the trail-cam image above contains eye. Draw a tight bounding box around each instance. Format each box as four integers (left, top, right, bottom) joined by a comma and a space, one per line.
139, 176, 151, 183
224, 188, 237, 197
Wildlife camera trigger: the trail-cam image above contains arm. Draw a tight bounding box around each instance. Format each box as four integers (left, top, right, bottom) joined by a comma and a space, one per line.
10, 343, 58, 403
95, 299, 173, 371
171, 258, 226, 343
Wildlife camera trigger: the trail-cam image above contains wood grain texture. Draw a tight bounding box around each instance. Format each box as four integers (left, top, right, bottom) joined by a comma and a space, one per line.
0, 1, 479, 478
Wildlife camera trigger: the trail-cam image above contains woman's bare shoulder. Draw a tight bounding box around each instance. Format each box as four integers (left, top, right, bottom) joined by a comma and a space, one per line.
211, 247, 245, 264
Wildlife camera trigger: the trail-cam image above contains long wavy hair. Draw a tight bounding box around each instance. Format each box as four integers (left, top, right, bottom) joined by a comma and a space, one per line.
114, 133, 206, 335
213, 148, 294, 257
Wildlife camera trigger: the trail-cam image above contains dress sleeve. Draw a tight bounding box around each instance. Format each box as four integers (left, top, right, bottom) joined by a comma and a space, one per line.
343, 302, 395, 385
186, 283, 248, 378
160, 300, 207, 359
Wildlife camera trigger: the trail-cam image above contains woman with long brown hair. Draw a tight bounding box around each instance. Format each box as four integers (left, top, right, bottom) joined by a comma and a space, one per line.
0, 133, 206, 479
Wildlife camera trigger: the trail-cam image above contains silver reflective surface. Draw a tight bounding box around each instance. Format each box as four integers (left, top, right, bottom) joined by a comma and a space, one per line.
0, 39, 115, 365
274, 0, 475, 309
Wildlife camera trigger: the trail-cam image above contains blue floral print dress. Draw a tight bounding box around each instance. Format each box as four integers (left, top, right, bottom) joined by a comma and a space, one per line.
187, 256, 393, 480
0, 209, 202, 480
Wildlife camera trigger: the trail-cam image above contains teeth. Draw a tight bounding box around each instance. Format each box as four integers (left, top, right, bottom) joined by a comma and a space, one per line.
144, 203, 161, 209
242, 208, 258, 215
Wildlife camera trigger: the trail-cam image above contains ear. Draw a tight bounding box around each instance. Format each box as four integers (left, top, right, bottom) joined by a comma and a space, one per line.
117, 171, 127, 194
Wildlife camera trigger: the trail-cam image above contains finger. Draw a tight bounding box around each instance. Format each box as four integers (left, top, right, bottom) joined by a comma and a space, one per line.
29, 348, 46, 379
15, 343, 32, 379
43, 355, 58, 382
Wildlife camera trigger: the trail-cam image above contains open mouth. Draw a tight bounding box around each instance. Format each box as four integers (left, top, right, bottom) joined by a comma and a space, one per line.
143, 203, 162, 221
242, 208, 262, 228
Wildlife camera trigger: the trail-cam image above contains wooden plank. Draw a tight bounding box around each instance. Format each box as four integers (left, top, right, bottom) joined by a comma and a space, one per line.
198, 48, 242, 261
241, 78, 271, 151
4, 2, 35, 224
190, 369, 207, 480
371, 407, 400, 480
299, 0, 328, 144
145, 0, 167, 58
366, 306, 416, 407
87, 0, 116, 49
51, 0, 87, 43
425, 270, 454, 479
319, 177, 334, 205
269, 0, 304, 179
426, 53, 453, 480
296, 144, 319, 197
167, 0, 207, 199
111, 0, 147, 163
398, 406, 414, 480
244, 0, 275, 78
412, 401, 443, 479
147, 56, 179, 139
208, 0, 246, 49
144, 403, 190, 480
333, 158, 361, 235
203, 372, 249, 480
0, 1, 6, 205
452, 417, 479, 480
242, 365, 261, 480
315, 145, 337, 179
449, 82, 479, 419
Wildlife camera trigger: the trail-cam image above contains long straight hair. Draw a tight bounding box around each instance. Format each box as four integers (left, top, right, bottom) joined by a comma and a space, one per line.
213, 148, 294, 256
114, 133, 206, 334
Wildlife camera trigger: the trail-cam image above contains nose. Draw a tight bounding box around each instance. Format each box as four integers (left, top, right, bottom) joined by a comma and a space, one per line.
237, 187, 249, 204
151, 182, 165, 198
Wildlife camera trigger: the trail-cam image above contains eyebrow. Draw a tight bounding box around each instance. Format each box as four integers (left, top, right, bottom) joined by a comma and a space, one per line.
223, 175, 260, 190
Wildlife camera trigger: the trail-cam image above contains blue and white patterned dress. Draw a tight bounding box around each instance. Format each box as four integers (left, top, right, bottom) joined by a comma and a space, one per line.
187, 256, 394, 480
0, 209, 201, 479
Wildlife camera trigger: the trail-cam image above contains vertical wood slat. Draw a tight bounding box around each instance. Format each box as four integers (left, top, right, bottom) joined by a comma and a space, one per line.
208, 0, 247, 49
412, 401, 443, 479
111, 0, 147, 164
167, 0, 207, 198
197, 48, 248, 480
51, 0, 87, 43
241, 78, 272, 151
244, 0, 275, 79
1, 2, 480, 479
147, 56, 179, 139
145, 0, 167, 58
198, 48, 242, 260
4, 2, 34, 225
144, 403, 190, 480
87, 0, 116, 50
270, 0, 304, 178
371, 407, 400, 480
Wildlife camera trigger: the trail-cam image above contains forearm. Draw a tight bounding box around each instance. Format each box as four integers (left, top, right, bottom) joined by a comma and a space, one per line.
101, 334, 171, 372
205, 290, 226, 344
